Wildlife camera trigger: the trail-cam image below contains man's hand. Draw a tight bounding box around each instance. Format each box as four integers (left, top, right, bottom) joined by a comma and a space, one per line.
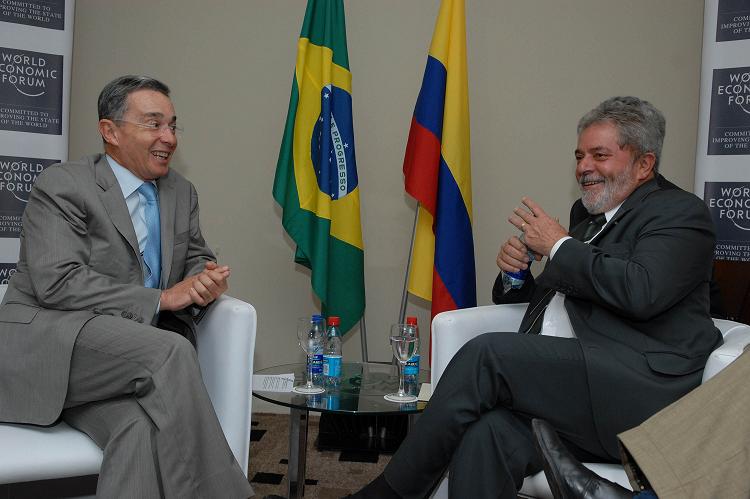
159, 262, 231, 312
497, 235, 537, 273
508, 197, 567, 257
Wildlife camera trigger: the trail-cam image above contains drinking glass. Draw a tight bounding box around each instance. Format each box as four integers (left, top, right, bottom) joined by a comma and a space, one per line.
384, 324, 419, 403
293, 316, 325, 394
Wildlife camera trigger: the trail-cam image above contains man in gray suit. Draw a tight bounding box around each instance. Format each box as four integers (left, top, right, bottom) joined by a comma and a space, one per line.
0, 75, 253, 498
351, 97, 721, 499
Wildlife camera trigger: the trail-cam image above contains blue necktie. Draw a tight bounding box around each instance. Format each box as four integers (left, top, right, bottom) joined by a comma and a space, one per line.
138, 182, 161, 288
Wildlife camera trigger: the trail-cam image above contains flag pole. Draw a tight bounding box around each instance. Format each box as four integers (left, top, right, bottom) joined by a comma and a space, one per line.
398, 203, 420, 324
359, 316, 368, 362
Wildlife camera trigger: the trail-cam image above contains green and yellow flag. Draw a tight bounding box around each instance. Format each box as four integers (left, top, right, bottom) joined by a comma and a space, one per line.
273, 0, 365, 334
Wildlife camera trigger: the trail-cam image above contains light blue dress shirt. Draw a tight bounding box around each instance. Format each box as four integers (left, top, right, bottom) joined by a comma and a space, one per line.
106, 155, 161, 317
106, 155, 157, 258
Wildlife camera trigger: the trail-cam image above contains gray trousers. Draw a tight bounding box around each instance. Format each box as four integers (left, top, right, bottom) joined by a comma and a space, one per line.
61, 315, 253, 499
384, 332, 613, 499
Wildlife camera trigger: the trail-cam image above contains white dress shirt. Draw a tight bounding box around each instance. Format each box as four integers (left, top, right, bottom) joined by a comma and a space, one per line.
539, 203, 623, 338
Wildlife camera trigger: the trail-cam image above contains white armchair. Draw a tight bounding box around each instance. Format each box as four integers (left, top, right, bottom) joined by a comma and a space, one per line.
0, 290, 257, 494
429, 303, 750, 499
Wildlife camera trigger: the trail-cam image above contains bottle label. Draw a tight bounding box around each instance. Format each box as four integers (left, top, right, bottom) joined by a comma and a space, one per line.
323, 355, 342, 377
311, 353, 323, 374
502, 269, 528, 293
404, 353, 420, 376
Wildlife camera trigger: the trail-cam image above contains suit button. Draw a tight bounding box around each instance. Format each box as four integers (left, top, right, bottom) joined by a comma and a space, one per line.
121, 311, 128, 318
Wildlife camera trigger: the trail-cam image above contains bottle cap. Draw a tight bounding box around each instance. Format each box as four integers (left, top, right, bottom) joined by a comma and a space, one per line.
328, 316, 340, 326
406, 316, 418, 326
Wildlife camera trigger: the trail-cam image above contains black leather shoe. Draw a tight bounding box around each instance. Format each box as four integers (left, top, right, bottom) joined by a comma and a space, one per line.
532, 419, 631, 499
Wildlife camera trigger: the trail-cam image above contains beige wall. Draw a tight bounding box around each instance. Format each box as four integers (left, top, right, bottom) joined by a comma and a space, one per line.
70, 0, 704, 399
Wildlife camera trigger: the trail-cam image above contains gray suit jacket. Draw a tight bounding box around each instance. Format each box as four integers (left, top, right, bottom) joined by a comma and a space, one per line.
493, 176, 722, 457
0, 154, 214, 425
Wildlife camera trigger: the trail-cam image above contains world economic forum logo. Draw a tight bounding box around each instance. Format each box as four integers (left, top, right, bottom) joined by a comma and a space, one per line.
0, 156, 55, 203
705, 182, 750, 262
0, 50, 59, 97
311, 84, 358, 200
0, 156, 56, 238
708, 66, 750, 155
0, 47, 63, 135
0, 262, 16, 284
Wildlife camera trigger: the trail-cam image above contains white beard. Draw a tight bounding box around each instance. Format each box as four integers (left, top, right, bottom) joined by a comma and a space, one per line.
580, 164, 638, 214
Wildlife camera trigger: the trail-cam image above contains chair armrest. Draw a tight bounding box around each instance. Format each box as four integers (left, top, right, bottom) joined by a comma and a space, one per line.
703, 321, 750, 382
430, 303, 528, 386
196, 294, 257, 475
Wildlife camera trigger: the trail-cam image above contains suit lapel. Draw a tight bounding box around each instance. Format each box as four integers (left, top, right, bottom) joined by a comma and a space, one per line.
157, 172, 177, 288
588, 176, 662, 244
95, 155, 141, 261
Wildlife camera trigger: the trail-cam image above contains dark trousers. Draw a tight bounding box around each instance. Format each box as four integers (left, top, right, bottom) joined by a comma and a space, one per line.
61, 315, 252, 499
384, 332, 614, 499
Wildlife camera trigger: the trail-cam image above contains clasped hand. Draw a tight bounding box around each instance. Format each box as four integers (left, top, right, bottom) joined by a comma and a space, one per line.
160, 261, 230, 311
496, 197, 567, 273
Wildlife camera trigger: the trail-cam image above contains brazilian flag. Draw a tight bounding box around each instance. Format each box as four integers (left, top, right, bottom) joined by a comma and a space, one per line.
273, 0, 365, 334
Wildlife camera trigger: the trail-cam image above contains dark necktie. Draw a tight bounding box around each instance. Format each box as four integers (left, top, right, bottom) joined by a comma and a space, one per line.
524, 213, 607, 334
138, 182, 161, 288
570, 213, 607, 242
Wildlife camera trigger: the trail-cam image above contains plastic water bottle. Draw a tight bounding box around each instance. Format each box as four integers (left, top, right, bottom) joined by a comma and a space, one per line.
403, 316, 420, 388
501, 245, 536, 293
325, 383, 340, 410
501, 265, 531, 293
323, 316, 343, 388
307, 314, 325, 384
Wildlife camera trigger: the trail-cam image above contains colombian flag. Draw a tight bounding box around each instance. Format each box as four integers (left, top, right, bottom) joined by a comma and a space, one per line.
273, 0, 365, 334
404, 0, 476, 320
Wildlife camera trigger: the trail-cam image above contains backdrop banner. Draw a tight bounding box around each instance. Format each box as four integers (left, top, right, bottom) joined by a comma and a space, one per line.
696, 0, 750, 261
696, 0, 750, 323
0, 0, 74, 271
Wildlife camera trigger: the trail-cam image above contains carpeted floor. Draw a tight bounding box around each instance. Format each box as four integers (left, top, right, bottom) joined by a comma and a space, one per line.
248, 413, 391, 499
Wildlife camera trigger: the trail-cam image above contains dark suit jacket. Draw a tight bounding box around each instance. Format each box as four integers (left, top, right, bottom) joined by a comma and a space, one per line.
0, 154, 215, 425
492, 175, 721, 457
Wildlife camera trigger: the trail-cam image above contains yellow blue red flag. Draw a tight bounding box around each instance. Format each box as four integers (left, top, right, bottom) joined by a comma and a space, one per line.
273, 0, 365, 334
403, 0, 476, 319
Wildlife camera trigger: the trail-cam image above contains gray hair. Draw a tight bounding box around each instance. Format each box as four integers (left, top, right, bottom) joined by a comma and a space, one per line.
577, 96, 666, 172
97, 75, 170, 121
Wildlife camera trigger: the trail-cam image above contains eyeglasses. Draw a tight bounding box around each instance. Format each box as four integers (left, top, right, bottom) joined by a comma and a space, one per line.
114, 119, 183, 135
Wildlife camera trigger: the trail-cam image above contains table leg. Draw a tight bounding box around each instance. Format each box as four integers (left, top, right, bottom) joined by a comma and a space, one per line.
288, 408, 308, 499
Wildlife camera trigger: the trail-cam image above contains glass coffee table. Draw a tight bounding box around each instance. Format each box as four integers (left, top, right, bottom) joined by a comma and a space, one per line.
252, 361, 429, 499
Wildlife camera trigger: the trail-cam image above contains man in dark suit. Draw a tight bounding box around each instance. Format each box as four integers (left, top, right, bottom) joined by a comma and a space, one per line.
0, 76, 252, 498
351, 96, 721, 499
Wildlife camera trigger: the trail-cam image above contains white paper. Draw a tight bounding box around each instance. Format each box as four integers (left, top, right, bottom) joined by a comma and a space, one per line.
418, 382, 431, 401
253, 373, 295, 392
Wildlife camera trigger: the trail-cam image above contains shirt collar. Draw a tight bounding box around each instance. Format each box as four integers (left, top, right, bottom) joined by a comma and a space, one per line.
604, 202, 623, 223
106, 154, 148, 198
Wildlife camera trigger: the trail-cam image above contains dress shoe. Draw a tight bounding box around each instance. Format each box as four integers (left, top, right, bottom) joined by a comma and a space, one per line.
532, 419, 631, 499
